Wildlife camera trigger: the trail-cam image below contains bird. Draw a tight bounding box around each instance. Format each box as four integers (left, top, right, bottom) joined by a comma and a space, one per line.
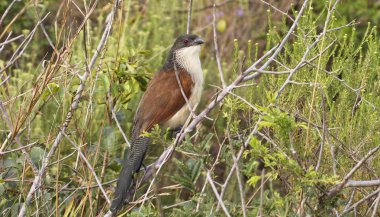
110, 34, 205, 214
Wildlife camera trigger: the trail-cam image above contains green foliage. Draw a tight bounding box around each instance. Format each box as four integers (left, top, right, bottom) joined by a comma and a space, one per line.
171, 158, 203, 193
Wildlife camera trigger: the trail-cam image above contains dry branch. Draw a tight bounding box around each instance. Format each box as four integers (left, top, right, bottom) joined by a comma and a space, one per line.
345, 180, 380, 188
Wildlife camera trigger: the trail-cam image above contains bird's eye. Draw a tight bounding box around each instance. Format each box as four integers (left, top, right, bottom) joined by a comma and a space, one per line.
183, 39, 189, 44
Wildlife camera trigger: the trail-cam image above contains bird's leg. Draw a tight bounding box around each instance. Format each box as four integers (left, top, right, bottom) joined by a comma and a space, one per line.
170, 125, 183, 138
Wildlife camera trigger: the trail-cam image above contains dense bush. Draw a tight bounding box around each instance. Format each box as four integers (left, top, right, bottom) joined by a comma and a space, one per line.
1, 0, 380, 216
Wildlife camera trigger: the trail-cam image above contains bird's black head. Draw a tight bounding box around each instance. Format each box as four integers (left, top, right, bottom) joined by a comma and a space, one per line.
170, 34, 204, 51
164, 34, 204, 69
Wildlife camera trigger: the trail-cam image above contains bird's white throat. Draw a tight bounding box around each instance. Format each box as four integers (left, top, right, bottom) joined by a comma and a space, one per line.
175, 45, 203, 85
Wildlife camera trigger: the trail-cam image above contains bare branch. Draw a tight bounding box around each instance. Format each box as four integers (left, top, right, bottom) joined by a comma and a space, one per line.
345, 180, 380, 188
233, 153, 247, 217
0, 34, 24, 47
218, 122, 261, 209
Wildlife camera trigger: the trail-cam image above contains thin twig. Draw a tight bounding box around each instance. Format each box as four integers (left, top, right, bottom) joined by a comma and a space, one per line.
343, 189, 356, 211
218, 123, 261, 209
0, 141, 37, 155
305, 0, 341, 158
206, 172, 232, 217
51, 179, 117, 191
173, 58, 197, 118
108, 90, 131, 147
224, 128, 247, 217
0, 34, 24, 47
0, 32, 13, 53
213, 3, 226, 88
186, 0, 193, 34
175, 0, 234, 13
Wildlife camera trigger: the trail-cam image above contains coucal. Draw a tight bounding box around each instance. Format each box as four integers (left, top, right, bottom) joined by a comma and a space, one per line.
110, 34, 205, 213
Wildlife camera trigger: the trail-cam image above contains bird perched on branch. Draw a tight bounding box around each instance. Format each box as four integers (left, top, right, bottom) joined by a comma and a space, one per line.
110, 34, 205, 214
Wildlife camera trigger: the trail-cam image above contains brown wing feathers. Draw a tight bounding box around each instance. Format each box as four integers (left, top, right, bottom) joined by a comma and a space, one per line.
133, 68, 193, 138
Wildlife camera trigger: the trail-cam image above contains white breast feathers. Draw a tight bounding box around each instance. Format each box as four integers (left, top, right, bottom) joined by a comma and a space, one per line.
163, 45, 204, 129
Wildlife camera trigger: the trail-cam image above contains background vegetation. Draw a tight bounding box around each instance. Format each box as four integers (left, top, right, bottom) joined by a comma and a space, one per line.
1, 0, 380, 216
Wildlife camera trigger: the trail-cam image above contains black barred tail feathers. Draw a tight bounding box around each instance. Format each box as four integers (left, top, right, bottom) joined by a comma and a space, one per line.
110, 136, 150, 213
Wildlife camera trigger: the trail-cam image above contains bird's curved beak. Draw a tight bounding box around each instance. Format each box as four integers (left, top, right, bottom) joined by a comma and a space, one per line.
193, 38, 204, 45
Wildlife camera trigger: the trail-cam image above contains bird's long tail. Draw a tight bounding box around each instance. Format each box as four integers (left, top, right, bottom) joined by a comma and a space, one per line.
110, 136, 149, 213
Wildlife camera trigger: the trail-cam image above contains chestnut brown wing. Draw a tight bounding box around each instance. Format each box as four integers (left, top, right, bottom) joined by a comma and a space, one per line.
132, 68, 193, 138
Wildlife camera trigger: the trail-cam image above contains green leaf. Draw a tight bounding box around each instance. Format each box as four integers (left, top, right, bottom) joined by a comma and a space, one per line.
172, 176, 194, 191
258, 120, 275, 128
191, 160, 202, 181
247, 175, 261, 186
